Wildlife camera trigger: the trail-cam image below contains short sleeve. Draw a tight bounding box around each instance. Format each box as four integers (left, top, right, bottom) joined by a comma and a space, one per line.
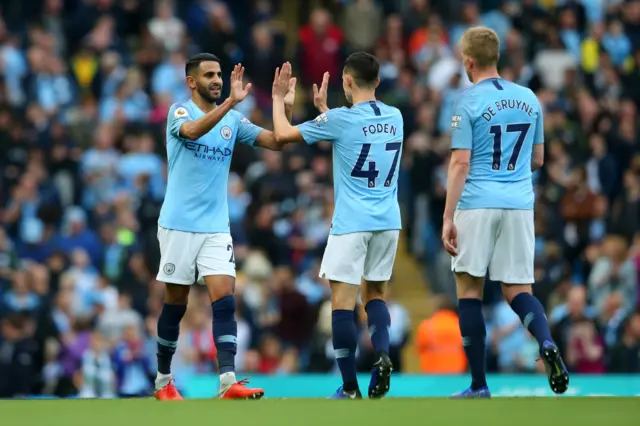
297, 109, 343, 145
450, 98, 473, 150
236, 114, 263, 146
533, 100, 544, 145
168, 104, 191, 139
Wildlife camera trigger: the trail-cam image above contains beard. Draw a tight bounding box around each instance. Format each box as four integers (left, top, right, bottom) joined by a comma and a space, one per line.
466, 69, 474, 83
196, 82, 221, 103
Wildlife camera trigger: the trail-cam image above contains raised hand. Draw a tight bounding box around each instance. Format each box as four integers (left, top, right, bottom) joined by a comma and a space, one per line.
272, 62, 292, 100
313, 72, 329, 113
284, 74, 297, 108
229, 63, 252, 104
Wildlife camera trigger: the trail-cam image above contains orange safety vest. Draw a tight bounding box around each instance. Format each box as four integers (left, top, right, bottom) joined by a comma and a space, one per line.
416, 310, 467, 374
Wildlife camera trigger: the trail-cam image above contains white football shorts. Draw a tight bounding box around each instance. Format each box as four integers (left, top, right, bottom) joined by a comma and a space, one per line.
451, 209, 534, 284
319, 230, 400, 285
156, 226, 236, 285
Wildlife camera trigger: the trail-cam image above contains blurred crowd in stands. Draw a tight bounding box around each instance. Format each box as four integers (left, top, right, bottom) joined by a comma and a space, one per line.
0, 0, 639, 398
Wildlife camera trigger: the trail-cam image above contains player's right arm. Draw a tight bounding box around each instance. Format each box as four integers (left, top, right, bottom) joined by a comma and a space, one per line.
175, 64, 250, 141
531, 98, 545, 171
171, 98, 236, 140
442, 98, 474, 256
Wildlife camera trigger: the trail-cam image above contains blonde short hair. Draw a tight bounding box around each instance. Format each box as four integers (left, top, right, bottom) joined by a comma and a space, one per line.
460, 26, 500, 68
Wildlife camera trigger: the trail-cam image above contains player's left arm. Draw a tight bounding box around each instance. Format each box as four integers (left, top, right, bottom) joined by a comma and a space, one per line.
531, 98, 545, 171
443, 102, 473, 223
252, 106, 295, 150
271, 62, 311, 144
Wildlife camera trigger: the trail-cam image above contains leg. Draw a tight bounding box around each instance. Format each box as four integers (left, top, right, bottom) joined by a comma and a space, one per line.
491, 210, 569, 394
199, 233, 263, 399
205, 274, 237, 377
362, 280, 393, 399
455, 272, 490, 394
331, 281, 361, 398
450, 210, 497, 398
362, 230, 399, 398
154, 227, 200, 400
502, 283, 569, 393
502, 284, 553, 347
319, 232, 369, 399
156, 284, 190, 385
362, 281, 390, 355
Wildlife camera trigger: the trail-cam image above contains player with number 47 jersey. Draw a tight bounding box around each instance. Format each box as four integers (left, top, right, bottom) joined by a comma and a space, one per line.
442, 26, 569, 399
272, 54, 402, 400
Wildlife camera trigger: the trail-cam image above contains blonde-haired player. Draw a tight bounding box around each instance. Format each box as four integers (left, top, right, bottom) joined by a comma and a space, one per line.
442, 27, 569, 398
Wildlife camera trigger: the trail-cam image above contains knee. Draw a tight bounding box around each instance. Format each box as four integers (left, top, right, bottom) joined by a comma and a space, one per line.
457, 286, 483, 300
205, 276, 235, 301
363, 281, 386, 304
165, 285, 190, 305
501, 284, 532, 304
455, 272, 484, 300
331, 281, 359, 310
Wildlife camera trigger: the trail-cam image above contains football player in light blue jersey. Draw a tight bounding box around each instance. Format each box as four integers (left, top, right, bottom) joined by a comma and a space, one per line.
272, 54, 402, 400
442, 27, 569, 398
154, 53, 297, 401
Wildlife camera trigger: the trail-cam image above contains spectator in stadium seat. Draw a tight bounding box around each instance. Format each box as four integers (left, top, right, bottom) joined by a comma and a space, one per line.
586, 133, 618, 203
603, 20, 632, 67
565, 317, 606, 374
0, 314, 38, 397
151, 50, 190, 104
609, 169, 640, 237
342, 0, 383, 53
608, 311, 640, 372
257, 333, 282, 374
534, 30, 577, 91
551, 285, 597, 357
244, 23, 285, 95
559, 7, 581, 61
78, 331, 115, 398
147, 0, 185, 53
400, 0, 429, 36
56, 316, 92, 397
199, 2, 240, 66
296, 259, 330, 307
588, 234, 638, 317
2, 269, 40, 315
53, 206, 102, 269
112, 324, 153, 397
298, 8, 344, 88
79, 124, 120, 209
99, 69, 151, 124
117, 131, 165, 201
561, 166, 598, 261
489, 300, 530, 373
97, 292, 143, 343
274, 266, 312, 350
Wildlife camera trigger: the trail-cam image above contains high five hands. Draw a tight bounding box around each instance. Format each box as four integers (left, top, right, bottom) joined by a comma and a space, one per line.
272, 62, 297, 107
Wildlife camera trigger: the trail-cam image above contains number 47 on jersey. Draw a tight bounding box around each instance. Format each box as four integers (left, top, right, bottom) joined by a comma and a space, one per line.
351, 142, 402, 188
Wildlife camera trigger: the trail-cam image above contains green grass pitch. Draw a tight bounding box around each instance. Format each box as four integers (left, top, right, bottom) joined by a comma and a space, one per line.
2, 398, 639, 426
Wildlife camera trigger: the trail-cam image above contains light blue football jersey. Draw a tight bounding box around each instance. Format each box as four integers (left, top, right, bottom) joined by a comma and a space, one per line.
298, 101, 403, 235
450, 78, 544, 210
158, 99, 263, 233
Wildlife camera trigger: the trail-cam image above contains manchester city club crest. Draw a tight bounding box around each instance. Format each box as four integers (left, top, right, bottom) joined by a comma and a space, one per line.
163, 263, 175, 275
220, 125, 233, 140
